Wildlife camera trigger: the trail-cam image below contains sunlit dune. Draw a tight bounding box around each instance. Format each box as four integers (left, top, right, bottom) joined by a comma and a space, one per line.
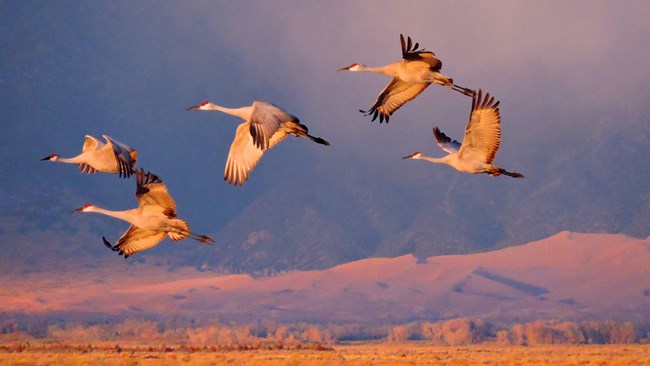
2, 232, 648, 323
118, 274, 257, 294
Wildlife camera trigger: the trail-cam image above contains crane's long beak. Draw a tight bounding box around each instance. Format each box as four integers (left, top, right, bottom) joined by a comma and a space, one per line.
73, 207, 84, 213
337, 66, 351, 71
40, 155, 52, 161
186, 105, 200, 111
402, 153, 417, 159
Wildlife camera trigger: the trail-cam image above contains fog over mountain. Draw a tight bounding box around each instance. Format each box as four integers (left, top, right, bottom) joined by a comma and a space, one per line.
2, 1, 649, 273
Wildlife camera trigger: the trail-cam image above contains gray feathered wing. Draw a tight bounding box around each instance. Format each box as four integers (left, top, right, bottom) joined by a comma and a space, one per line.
103, 135, 137, 178
107, 226, 167, 258
249, 101, 297, 150
362, 79, 430, 123
433, 127, 461, 154
77, 135, 103, 174
225, 122, 264, 186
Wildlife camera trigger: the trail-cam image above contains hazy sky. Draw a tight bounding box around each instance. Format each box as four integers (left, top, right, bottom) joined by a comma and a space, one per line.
2, 1, 649, 269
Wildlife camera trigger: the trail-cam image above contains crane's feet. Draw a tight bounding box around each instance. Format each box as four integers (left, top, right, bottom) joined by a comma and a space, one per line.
198, 235, 215, 245
449, 83, 476, 97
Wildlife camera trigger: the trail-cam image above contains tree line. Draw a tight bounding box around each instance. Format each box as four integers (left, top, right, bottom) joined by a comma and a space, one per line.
1, 317, 648, 346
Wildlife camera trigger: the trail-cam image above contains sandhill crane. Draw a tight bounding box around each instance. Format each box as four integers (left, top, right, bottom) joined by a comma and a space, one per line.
186, 100, 330, 185
402, 90, 524, 178
75, 169, 214, 258
41, 134, 137, 178
338, 34, 475, 123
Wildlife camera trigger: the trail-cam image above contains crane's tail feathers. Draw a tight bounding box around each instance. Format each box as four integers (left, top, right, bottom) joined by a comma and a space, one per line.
452, 84, 476, 97
170, 220, 214, 245
168, 232, 188, 241
169, 220, 191, 241
293, 122, 330, 145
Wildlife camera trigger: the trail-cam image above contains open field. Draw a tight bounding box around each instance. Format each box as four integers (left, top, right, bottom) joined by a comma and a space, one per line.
1, 343, 649, 366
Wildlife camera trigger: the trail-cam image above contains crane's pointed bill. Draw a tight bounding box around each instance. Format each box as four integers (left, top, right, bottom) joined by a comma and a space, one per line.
402, 152, 419, 159
40, 154, 53, 161
186, 104, 201, 110
337, 64, 354, 71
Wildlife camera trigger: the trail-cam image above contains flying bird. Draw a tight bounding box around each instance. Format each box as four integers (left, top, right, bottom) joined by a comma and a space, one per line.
75, 169, 214, 258
186, 100, 330, 185
41, 134, 137, 178
338, 34, 475, 123
402, 90, 524, 178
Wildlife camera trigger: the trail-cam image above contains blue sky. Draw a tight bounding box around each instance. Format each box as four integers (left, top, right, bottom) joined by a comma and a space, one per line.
2, 1, 649, 270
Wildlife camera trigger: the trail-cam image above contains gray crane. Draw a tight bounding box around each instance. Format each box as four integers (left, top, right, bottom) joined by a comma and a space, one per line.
75, 169, 214, 258
41, 134, 137, 178
338, 34, 475, 123
402, 90, 524, 178
187, 100, 330, 185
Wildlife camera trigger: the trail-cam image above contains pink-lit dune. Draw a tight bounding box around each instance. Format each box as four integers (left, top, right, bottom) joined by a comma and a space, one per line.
1, 232, 648, 322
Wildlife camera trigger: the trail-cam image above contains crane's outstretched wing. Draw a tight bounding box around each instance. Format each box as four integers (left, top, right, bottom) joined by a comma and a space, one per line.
77, 163, 98, 174
249, 101, 298, 150
134, 169, 177, 218
81, 135, 104, 152
103, 135, 137, 178
103, 227, 166, 258
76, 135, 103, 174
433, 127, 461, 154
225, 122, 264, 186
458, 89, 501, 164
400, 34, 442, 71
361, 78, 430, 123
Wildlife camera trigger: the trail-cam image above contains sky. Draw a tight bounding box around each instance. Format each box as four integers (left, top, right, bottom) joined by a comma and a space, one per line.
1, 1, 649, 271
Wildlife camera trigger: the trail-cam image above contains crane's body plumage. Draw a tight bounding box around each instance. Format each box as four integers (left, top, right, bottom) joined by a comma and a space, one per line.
42, 134, 137, 178
338, 34, 475, 123
187, 100, 330, 186
76, 169, 214, 258
403, 90, 524, 178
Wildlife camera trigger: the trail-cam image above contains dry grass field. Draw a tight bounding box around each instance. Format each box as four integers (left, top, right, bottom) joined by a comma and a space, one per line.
1, 343, 649, 366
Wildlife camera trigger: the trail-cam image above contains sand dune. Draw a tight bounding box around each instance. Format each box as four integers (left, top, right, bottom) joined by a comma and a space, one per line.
2, 232, 648, 322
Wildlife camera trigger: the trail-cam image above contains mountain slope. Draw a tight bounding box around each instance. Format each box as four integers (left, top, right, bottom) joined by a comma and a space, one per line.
2, 232, 648, 323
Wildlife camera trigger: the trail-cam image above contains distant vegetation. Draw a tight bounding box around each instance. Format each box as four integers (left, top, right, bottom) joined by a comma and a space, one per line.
1, 317, 648, 346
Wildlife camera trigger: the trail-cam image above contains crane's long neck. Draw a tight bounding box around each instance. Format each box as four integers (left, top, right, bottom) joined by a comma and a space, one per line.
53, 155, 85, 164
357, 64, 397, 77
86, 206, 136, 225
205, 104, 252, 121
418, 154, 449, 165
